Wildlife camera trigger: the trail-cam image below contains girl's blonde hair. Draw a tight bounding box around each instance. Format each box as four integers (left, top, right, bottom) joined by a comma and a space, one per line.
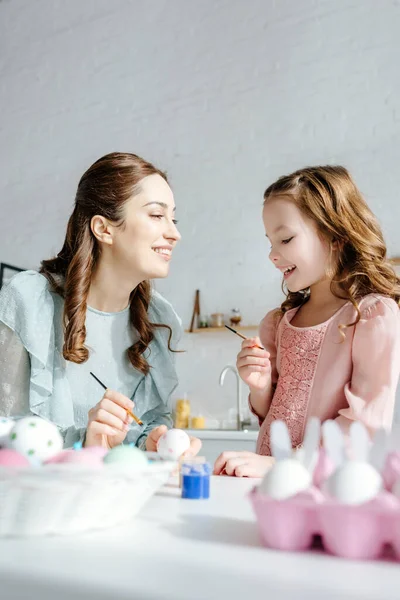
263, 165, 400, 327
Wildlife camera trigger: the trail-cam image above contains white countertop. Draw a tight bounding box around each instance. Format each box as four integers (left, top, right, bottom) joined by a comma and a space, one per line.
1, 476, 400, 600
185, 428, 258, 440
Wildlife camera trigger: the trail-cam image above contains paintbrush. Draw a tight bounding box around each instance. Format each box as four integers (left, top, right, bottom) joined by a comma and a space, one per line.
224, 325, 264, 350
90, 371, 143, 426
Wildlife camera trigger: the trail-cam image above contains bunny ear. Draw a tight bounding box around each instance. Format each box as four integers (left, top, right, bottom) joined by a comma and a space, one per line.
322, 420, 344, 467
350, 421, 371, 461
270, 420, 292, 460
370, 428, 388, 471
388, 423, 400, 452
299, 417, 321, 471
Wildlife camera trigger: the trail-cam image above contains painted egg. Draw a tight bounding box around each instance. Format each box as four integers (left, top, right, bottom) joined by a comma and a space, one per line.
7, 416, 63, 463
259, 458, 312, 500
157, 428, 190, 461
0, 418, 15, 448
324, 461, 382, 505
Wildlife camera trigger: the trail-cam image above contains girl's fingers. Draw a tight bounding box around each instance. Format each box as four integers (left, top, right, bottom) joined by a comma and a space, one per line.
214, 451, 236, 474
239, 365, 268, 373
241, 337, 265, 350
213, 451, 254, 474
224, 457, 249, 476
237, 356, 270, 368
237, 348, 270, 362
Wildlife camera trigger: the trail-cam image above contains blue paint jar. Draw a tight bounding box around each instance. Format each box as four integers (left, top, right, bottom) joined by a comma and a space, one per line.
181, 458, 211, 499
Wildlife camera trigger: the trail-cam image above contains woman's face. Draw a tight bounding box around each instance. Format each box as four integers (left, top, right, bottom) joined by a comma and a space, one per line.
107, 174, 181, 281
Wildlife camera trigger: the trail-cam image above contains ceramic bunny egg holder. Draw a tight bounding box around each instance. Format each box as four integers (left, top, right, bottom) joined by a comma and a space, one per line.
250, 418, 400, 560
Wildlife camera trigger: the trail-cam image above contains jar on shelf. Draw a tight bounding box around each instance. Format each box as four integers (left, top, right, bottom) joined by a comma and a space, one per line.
210, 312, 224, 328
230, 308, 242, 327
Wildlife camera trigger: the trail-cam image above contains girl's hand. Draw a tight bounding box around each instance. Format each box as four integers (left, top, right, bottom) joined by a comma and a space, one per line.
236, 337, 272, 392
85, 389, 134, 449
146, 425, 202, 457
213, 451, 275, 478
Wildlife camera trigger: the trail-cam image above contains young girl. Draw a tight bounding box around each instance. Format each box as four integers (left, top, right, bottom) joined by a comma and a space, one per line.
0, 152, 201, 456
214, 165, 400, 478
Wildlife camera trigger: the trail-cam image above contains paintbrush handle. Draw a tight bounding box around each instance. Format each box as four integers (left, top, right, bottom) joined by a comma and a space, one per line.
90, 372, 143, 426
224, 325, 264, 350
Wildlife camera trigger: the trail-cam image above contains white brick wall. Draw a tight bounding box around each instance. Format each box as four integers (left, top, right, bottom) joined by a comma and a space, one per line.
1, 0, 399, 422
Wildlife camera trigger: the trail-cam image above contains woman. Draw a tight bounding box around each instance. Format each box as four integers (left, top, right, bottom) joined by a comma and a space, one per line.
0, 152, 201, 456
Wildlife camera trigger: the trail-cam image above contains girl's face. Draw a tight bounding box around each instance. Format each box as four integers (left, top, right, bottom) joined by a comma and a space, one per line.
263, 198, 332, 293
106, 174, 181, 281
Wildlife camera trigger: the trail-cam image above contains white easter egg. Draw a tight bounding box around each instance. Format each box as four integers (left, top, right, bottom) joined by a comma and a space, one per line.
0, 417, 15, 447
7, 416, 63, 463
157, 428, 190, 460
259, 458, 312, 500
324, 461, 382, 505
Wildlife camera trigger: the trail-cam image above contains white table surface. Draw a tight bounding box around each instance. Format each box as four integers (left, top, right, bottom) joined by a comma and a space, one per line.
185, 428, 258, 441
1, 476, 400, 600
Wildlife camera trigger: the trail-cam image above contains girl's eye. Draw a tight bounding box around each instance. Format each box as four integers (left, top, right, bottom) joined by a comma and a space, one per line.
282, 237, 294, 245
172, 219, 179, 225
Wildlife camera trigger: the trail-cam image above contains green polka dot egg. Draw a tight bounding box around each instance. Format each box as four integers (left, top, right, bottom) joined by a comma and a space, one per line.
7, 416, 63, 463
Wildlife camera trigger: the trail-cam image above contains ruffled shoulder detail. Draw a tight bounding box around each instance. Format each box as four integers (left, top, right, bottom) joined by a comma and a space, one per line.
359, 294, 399, 321
0, 270, 73, 425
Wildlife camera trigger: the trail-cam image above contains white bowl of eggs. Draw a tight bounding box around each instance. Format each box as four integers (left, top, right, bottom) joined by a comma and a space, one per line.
0, 416, 175, 537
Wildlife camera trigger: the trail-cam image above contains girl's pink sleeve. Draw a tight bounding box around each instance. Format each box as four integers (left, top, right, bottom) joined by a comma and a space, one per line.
336, 298, 400, 435
248, 309, 280, 424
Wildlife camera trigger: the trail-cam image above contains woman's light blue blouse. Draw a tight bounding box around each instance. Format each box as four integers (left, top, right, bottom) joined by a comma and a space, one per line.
0, 270, 182, 448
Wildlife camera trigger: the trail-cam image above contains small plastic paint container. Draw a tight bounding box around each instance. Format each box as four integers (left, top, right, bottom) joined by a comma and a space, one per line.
181, 457, 211, 499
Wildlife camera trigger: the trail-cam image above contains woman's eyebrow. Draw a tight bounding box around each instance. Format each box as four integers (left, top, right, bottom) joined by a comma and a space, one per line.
142, 201, 176, 212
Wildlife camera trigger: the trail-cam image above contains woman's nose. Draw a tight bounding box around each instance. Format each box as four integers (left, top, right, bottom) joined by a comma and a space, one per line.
165, 220, 181, 243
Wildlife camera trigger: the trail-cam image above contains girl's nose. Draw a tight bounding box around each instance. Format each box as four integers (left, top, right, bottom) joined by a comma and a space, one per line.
269, 247, 280, 263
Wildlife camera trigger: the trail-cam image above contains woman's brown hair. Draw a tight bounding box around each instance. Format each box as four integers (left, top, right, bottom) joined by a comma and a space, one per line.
263, 165, 400, 327
41, 152, 175, 374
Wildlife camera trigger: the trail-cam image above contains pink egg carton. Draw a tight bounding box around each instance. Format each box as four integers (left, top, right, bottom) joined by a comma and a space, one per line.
250, 482, 400, 560
249, 419, 400, 561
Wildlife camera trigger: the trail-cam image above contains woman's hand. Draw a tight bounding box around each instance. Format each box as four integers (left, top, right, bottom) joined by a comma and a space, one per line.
213, 451, 275, 478
85, 389, 134, 449
146, 425, 202, 457
237, 337, 272, 392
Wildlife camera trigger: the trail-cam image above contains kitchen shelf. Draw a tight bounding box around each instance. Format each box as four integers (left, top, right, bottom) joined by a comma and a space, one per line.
185, 325, 258, 333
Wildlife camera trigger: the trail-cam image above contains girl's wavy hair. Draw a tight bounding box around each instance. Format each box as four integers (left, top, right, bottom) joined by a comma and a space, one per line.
264, 165, 400, 331
40, 152, 176, 374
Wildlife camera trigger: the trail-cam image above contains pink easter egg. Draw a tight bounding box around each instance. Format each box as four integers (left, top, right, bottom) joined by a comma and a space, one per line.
83, 446, 108, 458
44, 448, 104, 467
60, 449, 104, 467
0, 448, 31, 468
